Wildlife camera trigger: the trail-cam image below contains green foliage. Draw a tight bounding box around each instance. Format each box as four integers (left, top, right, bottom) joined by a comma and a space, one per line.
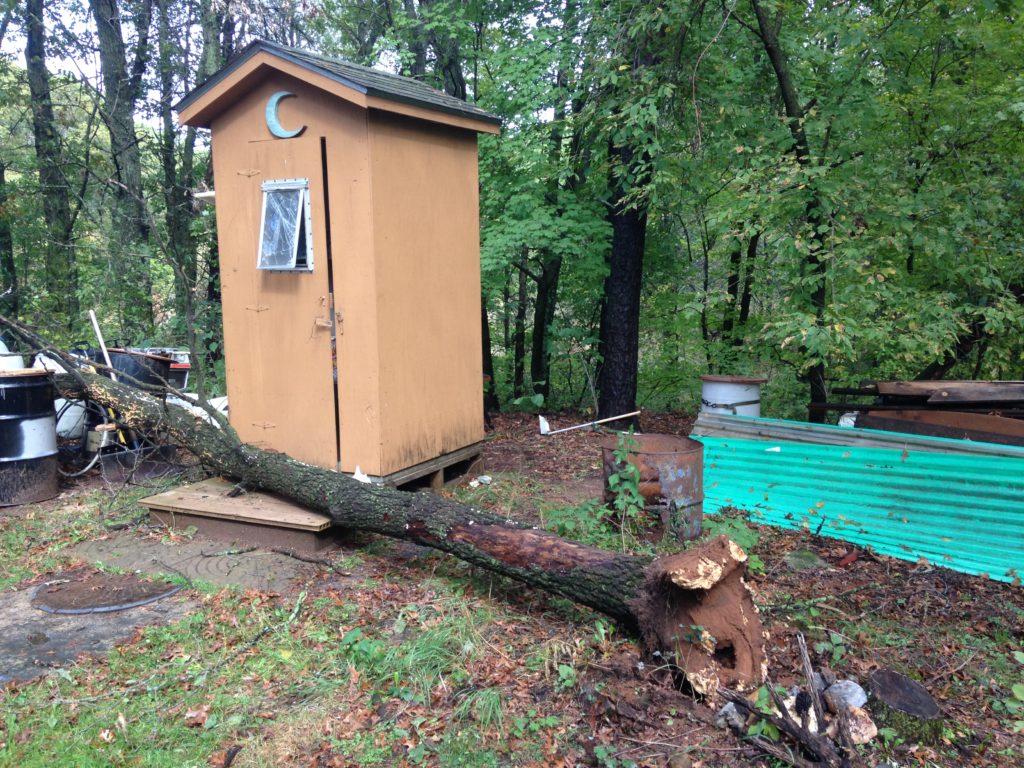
542, 499, 623, 552
992, 651, 1024, 733
745, 685, 785, 741
813, 631, 849, 665
699, 513, 765, 574
3, 0, 1023, 417
606, 431, 647, 550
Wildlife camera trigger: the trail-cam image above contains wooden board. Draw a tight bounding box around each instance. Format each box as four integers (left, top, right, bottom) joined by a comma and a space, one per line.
927, 384, 1024, 404
857, 410, 1024, 448
877, 380, 1024, 401
867, 409, 1024, 436
140, 477, 332, 531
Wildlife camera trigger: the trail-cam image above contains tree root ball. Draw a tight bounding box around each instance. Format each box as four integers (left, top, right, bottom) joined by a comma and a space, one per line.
632, 536, 767, 695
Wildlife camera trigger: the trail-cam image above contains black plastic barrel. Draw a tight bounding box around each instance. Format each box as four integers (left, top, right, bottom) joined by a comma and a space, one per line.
0, 370, 58, 506
106, 349, 173, 389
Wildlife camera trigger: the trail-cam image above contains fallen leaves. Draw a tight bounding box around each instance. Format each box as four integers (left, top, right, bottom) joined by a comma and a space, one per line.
184, 704, 211, 728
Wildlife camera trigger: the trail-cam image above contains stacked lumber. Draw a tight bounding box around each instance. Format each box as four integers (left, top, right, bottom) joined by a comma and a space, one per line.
845, 381, 1024, 447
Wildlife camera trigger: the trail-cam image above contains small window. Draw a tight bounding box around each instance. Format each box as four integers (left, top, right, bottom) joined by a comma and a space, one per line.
257, 179, 314, 271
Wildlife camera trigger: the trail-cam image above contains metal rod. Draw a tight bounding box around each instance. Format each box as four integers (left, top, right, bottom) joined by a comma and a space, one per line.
88, 309, 117, 383
541, 410, 641, 436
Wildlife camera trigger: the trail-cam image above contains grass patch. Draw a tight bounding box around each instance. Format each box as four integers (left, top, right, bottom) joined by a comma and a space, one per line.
451, 473, 545, 520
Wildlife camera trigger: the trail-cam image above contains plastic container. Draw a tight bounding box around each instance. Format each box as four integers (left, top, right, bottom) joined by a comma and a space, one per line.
700, 375, 767, 417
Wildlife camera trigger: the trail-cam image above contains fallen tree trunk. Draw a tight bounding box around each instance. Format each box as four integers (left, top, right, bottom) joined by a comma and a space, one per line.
55, 368, 766, 694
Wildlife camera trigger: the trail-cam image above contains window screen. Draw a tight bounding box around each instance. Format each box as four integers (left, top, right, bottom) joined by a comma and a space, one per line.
257, 179, 313, 271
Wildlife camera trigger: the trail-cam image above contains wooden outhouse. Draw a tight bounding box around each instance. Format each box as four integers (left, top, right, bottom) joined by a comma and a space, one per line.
177, 40, 500, 484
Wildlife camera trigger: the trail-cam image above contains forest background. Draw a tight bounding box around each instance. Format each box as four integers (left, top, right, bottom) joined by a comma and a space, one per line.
0, 0, 1022, 421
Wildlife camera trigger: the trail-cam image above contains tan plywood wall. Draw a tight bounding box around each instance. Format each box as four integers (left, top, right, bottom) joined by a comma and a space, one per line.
210, 74, 383, 474
367, 112, 485, 475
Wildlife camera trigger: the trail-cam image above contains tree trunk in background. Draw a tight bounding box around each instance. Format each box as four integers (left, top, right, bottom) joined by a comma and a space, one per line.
194, 0, 235, 381
24, 0, 79, 331
401, 0, 429, 78
530, 252, 561, 399
89, 0, 154, 340
723, 233, 759, 347
512, 259, 528, 398
722, 242, 743, 341
481, 297, 499, 413
750, 0, 829, 420
0, 163, 16, 318
157, 0, 195, 310
738, 232, 759, 332
597, 142, 647, 424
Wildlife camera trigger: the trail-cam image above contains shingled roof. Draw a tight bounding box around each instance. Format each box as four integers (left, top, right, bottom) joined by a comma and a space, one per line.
176, 39, 501, 130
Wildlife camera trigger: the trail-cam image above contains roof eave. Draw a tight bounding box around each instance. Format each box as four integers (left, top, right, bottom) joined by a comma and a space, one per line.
176, 41, 501, 135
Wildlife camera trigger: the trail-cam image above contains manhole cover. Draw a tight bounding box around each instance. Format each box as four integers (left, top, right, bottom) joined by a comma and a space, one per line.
31, 569, 182, 614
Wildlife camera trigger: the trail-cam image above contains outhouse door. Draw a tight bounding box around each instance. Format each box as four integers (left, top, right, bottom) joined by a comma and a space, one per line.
221, 136, 341, 470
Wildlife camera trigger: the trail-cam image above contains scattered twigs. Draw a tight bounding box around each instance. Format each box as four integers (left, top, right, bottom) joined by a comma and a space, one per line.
926, 650, 978, 686
718, 676, 866, 768
797, 631, 826, 730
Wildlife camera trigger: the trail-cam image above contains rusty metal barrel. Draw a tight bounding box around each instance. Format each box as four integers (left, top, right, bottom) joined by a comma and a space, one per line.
0, 369, 59, 506
602, 433, 704, 541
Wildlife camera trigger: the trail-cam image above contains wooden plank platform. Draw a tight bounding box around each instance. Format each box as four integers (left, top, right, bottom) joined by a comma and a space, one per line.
371, 442, 482, 489
140, 477, 332, 532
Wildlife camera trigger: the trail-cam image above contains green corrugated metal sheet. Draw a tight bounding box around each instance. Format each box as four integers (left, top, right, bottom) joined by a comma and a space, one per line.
692, 413, 1024, 459
696, 436, 1024, 584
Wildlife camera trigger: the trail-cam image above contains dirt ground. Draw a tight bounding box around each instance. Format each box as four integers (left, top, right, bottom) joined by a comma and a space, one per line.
1, 410, 1022, 766
470, 413, 1024, 765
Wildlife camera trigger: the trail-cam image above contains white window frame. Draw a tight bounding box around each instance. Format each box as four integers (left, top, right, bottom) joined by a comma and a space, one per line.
256, 178, 314, 272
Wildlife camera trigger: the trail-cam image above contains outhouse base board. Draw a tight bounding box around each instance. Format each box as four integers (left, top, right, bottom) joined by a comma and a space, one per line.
370, 442, 482, 490
141, 477, 338, 554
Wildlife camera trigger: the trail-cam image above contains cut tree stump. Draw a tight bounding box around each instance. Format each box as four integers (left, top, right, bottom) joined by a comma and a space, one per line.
868, 669, 943, 744
15, 347, 767, 695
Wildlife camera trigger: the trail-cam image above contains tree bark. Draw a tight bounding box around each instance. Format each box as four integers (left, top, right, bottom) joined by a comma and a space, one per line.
23, 352, 765, 696
481, 296, 499, 415
738, 232, 759, 331
89, 0, 155, 339
597, 141, 647, 425
24, 0, 79, 330
530, 251, 561, 399
749, 0, 829, 421
157, 0, 196, 315
512, 257, 528, 398
0, 162, 16, 318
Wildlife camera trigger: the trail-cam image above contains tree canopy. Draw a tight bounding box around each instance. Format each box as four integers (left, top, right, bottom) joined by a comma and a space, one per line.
1, 0, 1021, 415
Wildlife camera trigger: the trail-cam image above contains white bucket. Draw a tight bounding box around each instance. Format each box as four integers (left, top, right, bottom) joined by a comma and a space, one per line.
55, 397, 88, 438
0, 339, 24, 370
700, 375, 767, 417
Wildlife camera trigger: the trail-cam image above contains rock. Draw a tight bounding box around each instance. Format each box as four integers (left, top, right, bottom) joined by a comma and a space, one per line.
714, 701, 747, 732
819, 667, 838, 687
667, 753, 693, 768
811, 671, 828, 693
824, 679, 868, 713
826, 705, 878, 745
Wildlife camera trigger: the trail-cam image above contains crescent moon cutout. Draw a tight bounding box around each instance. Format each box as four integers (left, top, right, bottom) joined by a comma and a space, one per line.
266, 91, 306, 139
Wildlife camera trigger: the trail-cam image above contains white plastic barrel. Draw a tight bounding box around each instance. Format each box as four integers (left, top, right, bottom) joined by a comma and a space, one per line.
0, 339, 24, 370
700, 375, 767, 417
